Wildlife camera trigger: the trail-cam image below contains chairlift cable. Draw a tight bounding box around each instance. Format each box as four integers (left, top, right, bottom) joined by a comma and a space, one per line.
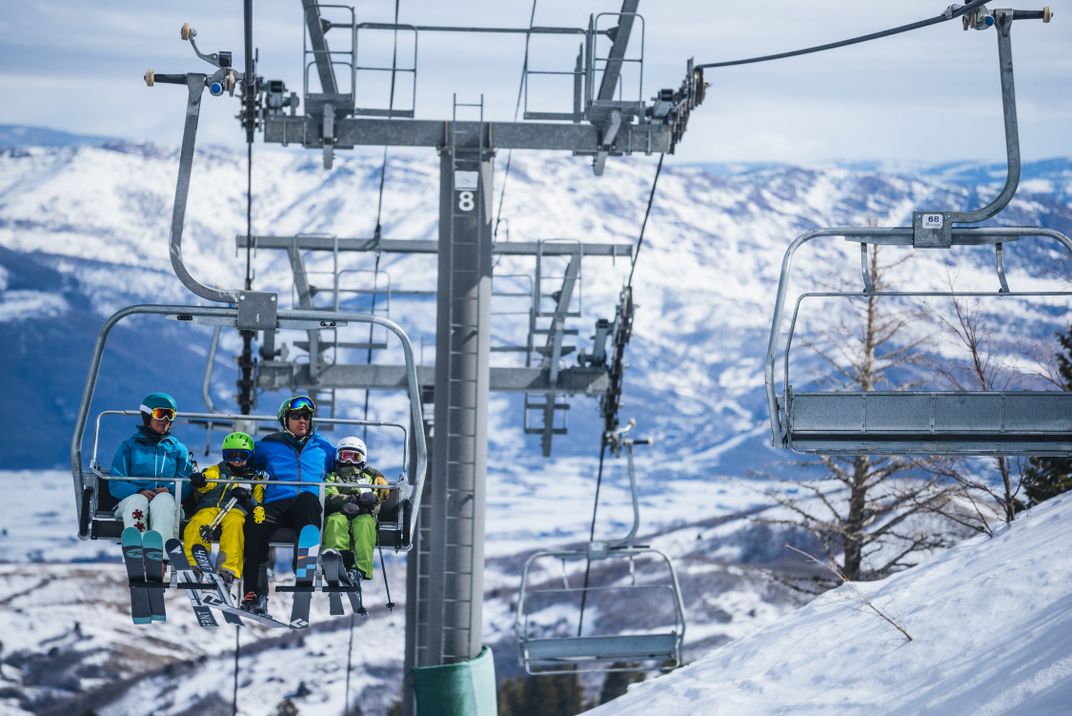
567, 148, 663, 670
363, 0, 401, 435
696, 0, 992, 70
576, 439, 609, 637
627, 153, 664, 288
243, 0, 256, 291
493, 0, 539, 247
372, 0, 403, 240
567, 438, 608, 707
236, 0, 258, 414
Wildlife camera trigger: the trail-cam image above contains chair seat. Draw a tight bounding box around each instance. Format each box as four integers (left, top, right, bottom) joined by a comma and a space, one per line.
524, 633, 680, 663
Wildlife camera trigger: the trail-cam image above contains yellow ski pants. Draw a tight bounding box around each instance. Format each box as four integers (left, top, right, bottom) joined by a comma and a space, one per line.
183, 507, 246, 578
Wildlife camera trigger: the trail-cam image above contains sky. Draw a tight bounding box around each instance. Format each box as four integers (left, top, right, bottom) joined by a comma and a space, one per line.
2, 0, 1071, 165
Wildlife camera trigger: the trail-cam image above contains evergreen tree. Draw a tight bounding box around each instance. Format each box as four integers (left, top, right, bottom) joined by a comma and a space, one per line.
498, 672, 585, 716
598, 667, 645, 704
1022, 323, 1072, 505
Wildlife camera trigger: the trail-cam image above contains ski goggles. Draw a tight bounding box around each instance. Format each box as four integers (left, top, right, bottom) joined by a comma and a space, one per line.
223, 449, 253, 463
143, 407, 176, 422
336, 449, 366, 465
282, 396, 316, 414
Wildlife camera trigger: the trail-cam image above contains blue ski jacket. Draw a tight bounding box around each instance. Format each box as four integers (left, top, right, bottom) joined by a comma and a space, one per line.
253, 431, 335, 505
109, 426, 194, 501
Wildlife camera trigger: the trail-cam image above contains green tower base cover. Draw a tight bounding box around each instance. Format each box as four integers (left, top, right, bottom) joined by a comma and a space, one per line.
412, 645, 497, 716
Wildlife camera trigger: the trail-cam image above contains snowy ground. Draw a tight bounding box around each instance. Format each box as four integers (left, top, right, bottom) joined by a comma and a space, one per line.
0, 467, 812, 714
586, 491, 1072, 716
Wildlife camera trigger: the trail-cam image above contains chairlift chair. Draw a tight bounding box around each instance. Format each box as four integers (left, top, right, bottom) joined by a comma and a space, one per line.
766, 229, 1072, 456
766, 8, 1072, 457
514, 425, 686, 675
70, 304, 427, 552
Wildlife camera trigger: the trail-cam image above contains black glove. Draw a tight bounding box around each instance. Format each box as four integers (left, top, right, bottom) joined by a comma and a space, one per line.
231, 486, 252, 508
341, 501, 361, 518
357, 491, 377, 513
190, 471, 207, 489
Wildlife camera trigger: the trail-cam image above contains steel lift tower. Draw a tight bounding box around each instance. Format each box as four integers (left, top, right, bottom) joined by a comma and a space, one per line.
252, 0, 704, 709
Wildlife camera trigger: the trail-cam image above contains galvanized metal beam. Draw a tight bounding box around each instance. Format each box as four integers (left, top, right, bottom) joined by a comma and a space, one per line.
237, 235, 632, 257
263, 115, 671, 153
258, 363, 608, 394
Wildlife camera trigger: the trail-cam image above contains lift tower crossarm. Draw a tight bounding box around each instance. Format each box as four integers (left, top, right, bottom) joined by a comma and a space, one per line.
236, 235, 633, 258
263, 115, 671, 153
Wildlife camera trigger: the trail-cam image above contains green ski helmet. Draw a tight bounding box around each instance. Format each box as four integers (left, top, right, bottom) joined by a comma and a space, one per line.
277, 395, 316, 428
221, 431, 255, 452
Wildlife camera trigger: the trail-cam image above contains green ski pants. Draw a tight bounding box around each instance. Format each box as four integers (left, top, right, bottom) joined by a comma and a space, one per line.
323, 512, 376, 579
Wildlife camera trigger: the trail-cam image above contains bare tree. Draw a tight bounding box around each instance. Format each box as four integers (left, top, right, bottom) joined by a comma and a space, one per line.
770, 245, 963, 589
928, 293, 1027, 523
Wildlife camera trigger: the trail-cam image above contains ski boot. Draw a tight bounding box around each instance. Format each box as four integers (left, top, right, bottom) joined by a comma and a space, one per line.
219, 570, 236, 599
240, 591, 269, 616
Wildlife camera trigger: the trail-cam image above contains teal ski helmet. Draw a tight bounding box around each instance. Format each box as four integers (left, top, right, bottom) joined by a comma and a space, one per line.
140, 392, 177, 424
277, 395, 316, 428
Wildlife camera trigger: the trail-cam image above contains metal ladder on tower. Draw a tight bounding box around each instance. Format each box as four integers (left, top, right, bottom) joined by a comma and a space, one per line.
437, 93, 487, 662
524, 240, 583, 455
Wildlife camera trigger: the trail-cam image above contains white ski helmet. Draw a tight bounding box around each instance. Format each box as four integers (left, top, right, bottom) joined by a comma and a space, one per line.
336, 436, 368, 467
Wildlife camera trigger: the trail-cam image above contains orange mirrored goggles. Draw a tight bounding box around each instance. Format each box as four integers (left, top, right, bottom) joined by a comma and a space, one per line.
147, 407, 176, 422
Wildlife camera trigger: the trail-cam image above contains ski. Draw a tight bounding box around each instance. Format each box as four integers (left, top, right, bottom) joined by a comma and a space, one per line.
121, 527, 152, 625
282, 524, 320, 629
209, 599, 292, 629
337, 562, 367, 617
165, 539, 218, 628
142, 530, 167, 622
321, 549, 345, 616
190, 544, 244, 627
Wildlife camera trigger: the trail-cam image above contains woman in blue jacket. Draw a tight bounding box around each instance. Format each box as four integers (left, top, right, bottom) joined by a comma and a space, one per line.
110, 392, 193, 541
240, 395, 335, 616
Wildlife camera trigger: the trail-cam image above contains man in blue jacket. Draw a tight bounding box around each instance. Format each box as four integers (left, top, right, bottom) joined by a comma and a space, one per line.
241, 395, 335, 616
110, 391, 193, 541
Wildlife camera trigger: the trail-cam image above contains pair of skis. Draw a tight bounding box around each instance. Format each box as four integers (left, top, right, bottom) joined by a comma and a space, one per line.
121, 527, 167, 624
124, 524, 363, 628
276, 525, 367, 622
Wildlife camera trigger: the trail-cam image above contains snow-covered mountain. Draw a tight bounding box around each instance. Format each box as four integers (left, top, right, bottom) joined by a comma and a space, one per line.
1, 127, 1071, 714
2, 128, 1070, 475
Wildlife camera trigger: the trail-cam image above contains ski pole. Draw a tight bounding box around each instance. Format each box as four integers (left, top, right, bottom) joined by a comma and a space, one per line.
378, 544, 395, 611
200, 496, 239, 541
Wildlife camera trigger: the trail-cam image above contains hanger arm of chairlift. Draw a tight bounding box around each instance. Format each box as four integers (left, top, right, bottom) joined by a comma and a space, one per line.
948, 9, 1023, 225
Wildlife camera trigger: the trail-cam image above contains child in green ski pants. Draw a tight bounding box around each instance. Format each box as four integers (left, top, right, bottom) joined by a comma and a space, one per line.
323, 436, 389, 582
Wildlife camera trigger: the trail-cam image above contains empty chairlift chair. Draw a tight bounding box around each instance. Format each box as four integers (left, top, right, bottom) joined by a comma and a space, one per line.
765, 229, 1072, 456
514, 426, 686, 674
766, 6, 1072, 457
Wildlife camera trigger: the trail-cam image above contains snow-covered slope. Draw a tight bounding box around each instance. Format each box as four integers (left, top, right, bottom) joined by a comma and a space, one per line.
588, 491, 1072, 716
